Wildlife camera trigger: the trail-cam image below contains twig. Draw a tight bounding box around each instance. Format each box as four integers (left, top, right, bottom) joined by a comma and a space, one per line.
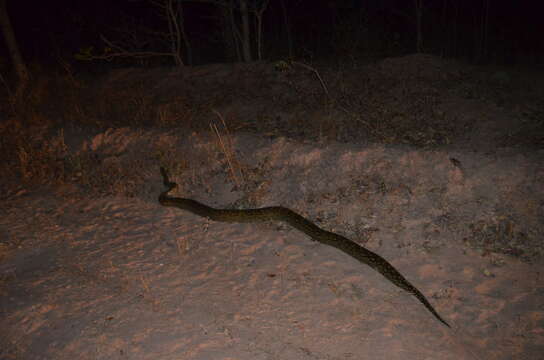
210, 110, 244, 188
290, 61, 330, 97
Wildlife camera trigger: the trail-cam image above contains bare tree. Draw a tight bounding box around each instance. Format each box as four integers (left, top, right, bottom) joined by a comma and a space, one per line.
238, 0, 252, 61
153, 0, 192, 65
249, 0, 269, 60
414, 0, 424, 52
218, 1, 238, 61
474, 0, 490, 63
383, 1, 426, 53
0, 0, 29, 99
151, 0, 253, 63
210, 0, 259, 62
278, 0, 303, 58
440, 0, 459, 58
77, 0, 191, 66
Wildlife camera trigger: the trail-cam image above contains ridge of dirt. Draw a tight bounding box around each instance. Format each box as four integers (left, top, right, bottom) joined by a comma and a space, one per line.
78, 54, 543, 149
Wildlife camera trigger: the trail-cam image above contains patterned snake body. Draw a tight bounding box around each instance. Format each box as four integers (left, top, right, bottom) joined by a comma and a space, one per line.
159, 167, 450, 327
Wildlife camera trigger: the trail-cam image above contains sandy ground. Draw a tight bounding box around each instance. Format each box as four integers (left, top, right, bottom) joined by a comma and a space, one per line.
1, 128, 543, 359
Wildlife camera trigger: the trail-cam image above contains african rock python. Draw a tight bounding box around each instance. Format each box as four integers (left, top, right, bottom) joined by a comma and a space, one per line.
158, 167, 450, 327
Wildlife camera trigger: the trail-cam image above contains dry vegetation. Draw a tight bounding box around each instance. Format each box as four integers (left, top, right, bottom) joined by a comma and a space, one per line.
1, 54, 543, 255
2, 57, 542, 179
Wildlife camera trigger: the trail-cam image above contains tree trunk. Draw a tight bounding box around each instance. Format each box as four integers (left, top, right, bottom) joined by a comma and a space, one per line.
0, 0, 29, 98
220, 1, 237, 61
238, 0, 252, 62
175, 0, 192, 65
280, 0, 293, 57
414, 0, 423, 52
252, 0, 269, 61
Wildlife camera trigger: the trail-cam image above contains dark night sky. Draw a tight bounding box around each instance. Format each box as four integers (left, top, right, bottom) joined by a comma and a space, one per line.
2, 0, 543, 66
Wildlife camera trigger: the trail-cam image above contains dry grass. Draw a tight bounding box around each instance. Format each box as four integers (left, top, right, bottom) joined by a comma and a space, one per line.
16, 128, 69, 183
0, 68, 166, 194
3, 57, 538, 200
0, 118, 153, 198
156, 96, 197, 127
210, 110, 245, 189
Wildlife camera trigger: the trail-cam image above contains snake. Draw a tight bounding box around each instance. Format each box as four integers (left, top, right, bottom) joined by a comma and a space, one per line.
158, 167, 450, 327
